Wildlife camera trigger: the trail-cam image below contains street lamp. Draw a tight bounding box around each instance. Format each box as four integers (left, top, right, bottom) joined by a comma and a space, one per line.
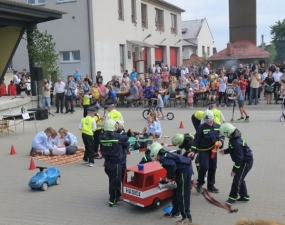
174, 39, 181, 45
143, 34, 152, 42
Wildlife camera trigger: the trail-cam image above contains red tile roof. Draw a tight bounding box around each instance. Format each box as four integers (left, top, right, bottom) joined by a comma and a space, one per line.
183, 54, 203, 65
209, 40, 269, 61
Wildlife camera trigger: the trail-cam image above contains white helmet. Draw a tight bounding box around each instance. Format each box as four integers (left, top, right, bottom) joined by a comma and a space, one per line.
203, 109, 214, 121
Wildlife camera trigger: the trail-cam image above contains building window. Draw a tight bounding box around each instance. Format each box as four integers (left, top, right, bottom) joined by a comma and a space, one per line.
57, 0, 77, 3
141, 4, 147, 28
202, 46, 205, 54
207, 46, 210, 55
118, 0, 124, 20
28, 0, 45, 5
155, 8, 164, 31
60, 51, 80, 62
182, 28, 187, 34
119, 45, 125, 72
131, 0, 137, 23
171, 14, 177, 34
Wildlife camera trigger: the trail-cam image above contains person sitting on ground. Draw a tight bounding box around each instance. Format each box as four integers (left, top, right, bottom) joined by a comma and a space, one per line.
30, 127, 55, 156
141, 116, 161, 139
58, 127, 79, 155
149, 111, 162, 136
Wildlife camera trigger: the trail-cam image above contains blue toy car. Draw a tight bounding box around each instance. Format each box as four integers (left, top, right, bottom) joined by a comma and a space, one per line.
29, 167, 61, 191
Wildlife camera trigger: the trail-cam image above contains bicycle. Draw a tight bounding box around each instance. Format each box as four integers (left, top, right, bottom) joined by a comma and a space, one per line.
142, 99, 174, 120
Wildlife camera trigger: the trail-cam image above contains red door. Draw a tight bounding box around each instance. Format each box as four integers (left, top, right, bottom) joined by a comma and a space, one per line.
155, 48, 163, 61
170, 47, 177, 66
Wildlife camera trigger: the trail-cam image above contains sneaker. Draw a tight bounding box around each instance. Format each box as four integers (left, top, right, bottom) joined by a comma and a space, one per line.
195, 183, 202, 193
88, 163, 94, 167
237, 196, 250, 202
207, 186, 219, 193
95, 155, 103, 159
82, 160, 88, 164
175, 218, 192, 225
164, 212, 181, 218
218, 105, 221, 107
237, 117, 244, 120
245, 116, 249, 121
226, 199, 236, 205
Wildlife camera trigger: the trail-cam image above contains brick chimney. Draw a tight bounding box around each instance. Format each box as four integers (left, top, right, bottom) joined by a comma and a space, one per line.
227, 42, 233, 56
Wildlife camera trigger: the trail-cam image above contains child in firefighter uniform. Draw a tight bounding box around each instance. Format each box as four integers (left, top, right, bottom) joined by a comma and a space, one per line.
149, 142, 193, 225
79, 107, 97, 167
171, 133, 195, 156
100, 119, 128, 207
191, 110, 204, 131
188, 109, 224, 194
219, 123, 253, 205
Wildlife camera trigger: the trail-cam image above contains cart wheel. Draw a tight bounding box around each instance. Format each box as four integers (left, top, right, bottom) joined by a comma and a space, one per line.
41, 182, 48, 191
55, 176, 61, 185
142, 109, 150, 119
166, 112, 174, 120
127, 146, 134, 153
152, 198, 161, 209
280, 115, 284, 122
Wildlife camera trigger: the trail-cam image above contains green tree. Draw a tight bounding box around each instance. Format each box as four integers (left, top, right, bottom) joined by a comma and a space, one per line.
270, 19, 285, 61
26, 25, 59, 82
265, 43, 277, 63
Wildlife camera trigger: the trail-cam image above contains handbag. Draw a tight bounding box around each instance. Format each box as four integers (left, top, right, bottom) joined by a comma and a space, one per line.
265, 86, 273, 92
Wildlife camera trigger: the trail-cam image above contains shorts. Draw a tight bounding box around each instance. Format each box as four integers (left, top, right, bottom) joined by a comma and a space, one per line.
126, 95, 135, 100
66, 145, 78, 155
238, 100, 244, 108
156, 107, 163, 113
42, 97, 51, 108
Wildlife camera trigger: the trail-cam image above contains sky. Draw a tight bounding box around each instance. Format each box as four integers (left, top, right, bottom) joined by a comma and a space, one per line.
167, 0, 284, 52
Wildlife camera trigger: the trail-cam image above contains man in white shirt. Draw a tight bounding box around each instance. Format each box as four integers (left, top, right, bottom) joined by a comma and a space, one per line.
203, 65, 210, 76
53, 78, 66, 113
180, 67, 186, 79
273, 67, 282, 100
12, 70, 20, 95
156, 65, 162, 74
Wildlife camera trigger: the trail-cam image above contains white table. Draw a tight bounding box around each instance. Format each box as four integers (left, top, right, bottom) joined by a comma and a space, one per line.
1, 111, 37, 138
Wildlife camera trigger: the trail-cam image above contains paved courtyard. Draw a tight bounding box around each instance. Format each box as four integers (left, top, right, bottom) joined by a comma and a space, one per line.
1, 102, 285, 225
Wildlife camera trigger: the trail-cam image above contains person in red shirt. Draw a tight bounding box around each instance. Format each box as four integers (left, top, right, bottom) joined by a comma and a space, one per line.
8, 81, 17, 96
0, 79, 7, 96
239, 75, 247, 99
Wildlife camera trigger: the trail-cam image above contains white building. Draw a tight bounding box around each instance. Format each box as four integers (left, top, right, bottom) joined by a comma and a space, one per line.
11, 0, 185, 81
182, 18, 214, 60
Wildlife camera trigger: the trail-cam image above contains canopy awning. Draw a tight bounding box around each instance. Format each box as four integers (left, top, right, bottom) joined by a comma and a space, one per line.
127, 40, 158, 48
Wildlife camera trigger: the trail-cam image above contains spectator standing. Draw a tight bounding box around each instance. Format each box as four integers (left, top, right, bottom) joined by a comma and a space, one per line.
12, 70, 20, 95
25, 75, 31, 96
264, 71, 275, 104
53, 78, 65, 113
161, 67, 169, 89
218, 71, 229, 107
85, 74, 93, 86
248, 70, 261, 105
65, 75, 76, 114
244, 67, 251, 101
73, 68, 82, 83
0, 79, 7, 96
153, 71, 161, 90
273, 67, 282, 100
226, 67, 238, 84
19, 77, 27, 95
41, 79, 51, 114
239, 75, 247, 99
96, 71, 103, 84
8, 81, 16, 96
156, 64, 162, 74
130, 69, 138, 82
237, 64, 245, 78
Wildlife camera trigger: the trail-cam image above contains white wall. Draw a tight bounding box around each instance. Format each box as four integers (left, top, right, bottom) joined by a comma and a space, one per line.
197, 21, 213, 57
182, 46, 197, 59
92, 0, 183, 81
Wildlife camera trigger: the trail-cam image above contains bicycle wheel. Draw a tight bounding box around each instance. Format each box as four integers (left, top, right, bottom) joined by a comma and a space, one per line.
142, 109, 151, 119
166, 112, 174, 120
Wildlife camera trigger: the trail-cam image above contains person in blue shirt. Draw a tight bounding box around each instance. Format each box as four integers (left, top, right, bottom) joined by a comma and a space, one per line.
65, 75, 77, 114
73, 68, 82, 83
59, 127, 79, 154
219, 123, 253, 205
141, 115, 161, 138
148, 142, 193, 224
198, 76, 205, 88
130, 68, 138, 82
232, 79, 249, 121
202, 75, 209, 86
30, 127, 54, 156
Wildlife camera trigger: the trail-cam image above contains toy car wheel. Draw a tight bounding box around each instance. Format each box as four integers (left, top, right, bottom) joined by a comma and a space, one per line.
55, 176, 61, 185
128, 145, 134, 153
41, 182, 48, 191
152, 198, 161, 209
166, 112, 174, 120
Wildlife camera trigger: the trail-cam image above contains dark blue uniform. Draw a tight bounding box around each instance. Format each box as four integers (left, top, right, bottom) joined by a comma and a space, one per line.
100, 131, 128, 206
158, 152, 192, 221
139, 151, 152, 164
191, 123, 224, 189
118, 128, 129, 184
224, 129, 253, 201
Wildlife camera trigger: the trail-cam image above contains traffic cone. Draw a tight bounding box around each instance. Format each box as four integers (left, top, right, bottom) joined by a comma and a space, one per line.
179, 121, 184, 129
28, 158, 36, 170
10, 145, 17, 155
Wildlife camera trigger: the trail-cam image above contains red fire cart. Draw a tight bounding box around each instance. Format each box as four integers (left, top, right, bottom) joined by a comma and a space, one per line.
122, 161, 173, 209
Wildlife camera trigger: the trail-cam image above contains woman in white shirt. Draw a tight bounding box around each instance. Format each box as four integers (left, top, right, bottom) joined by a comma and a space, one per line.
25, 75, 31, 96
